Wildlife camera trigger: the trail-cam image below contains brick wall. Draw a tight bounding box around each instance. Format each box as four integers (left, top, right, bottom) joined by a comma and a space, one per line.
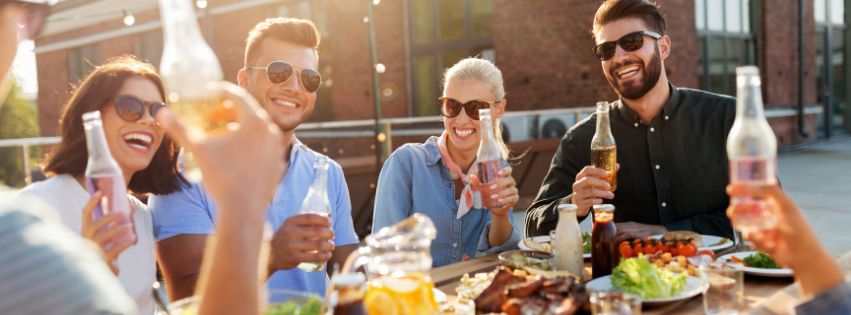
32, 0, 827, 148
491, 0, 699, 111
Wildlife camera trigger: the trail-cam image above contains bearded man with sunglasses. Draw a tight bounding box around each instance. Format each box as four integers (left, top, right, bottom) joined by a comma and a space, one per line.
526, 0, 736, 243
151, 18, 359, 301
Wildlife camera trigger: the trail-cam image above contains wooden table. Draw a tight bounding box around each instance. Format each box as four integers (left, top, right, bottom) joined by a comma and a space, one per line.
431, 252, 797, 315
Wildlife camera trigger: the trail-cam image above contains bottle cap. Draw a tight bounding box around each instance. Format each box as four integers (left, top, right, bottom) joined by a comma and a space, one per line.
592, 204, 615, 212
557, 204, 578, 211
736, 65, 760, 76
82, 110, 101, 122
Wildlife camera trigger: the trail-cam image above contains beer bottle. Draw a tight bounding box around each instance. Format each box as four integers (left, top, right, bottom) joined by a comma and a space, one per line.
727, 66, 778, 232
476, 108, 506, 209
83, 111, 137, 250
298, 155, 332, 272
591, 102, 617, 192
158, 0, 235, 182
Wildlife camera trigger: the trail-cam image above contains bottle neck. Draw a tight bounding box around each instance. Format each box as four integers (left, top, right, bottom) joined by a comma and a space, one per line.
158, 0, 206, 49
477, 113, 501, 160
84, 119, 122, 177
595, 109, 612, 137
735, 73, 766, 121
310, 158, 329, 196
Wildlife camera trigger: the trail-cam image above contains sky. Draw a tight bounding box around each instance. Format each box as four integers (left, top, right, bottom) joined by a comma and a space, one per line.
12, 40, 38, 96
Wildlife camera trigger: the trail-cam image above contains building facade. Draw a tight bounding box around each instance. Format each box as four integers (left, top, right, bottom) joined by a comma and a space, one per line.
34, 0, 849, 155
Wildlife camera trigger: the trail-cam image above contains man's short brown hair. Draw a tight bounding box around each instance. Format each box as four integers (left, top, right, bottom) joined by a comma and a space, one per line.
592, 0, 666, 40
244, 18, 320, 68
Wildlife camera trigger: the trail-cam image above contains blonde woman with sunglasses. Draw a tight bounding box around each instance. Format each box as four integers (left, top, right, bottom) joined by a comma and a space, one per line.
372, 58, 521, 267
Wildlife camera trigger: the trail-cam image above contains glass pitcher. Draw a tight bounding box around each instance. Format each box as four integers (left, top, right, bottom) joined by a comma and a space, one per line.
342, 213, 439, 315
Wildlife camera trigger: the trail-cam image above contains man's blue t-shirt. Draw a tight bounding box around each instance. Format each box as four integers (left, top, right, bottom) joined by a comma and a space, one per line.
149, 138, 359, 295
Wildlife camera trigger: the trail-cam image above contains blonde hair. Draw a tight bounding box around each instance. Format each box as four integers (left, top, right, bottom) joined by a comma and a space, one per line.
442, 58, 510, 160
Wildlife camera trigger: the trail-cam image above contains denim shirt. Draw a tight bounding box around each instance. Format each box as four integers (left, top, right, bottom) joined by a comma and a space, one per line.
372, 136, 521, 267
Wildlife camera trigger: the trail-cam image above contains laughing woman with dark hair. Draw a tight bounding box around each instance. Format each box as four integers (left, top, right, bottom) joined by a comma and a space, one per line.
15, 55, 186, 315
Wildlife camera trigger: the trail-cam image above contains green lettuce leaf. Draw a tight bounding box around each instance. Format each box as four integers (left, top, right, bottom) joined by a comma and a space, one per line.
611, 254, 688, 299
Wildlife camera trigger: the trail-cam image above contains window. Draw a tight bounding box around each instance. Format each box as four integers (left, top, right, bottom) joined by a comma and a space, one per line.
135, 30, 164, 70
268, 0, 333, 122
814, 0, 848, 136
696, 0, 756, 96
410, 0, 494, 116
68, 44, 98, 83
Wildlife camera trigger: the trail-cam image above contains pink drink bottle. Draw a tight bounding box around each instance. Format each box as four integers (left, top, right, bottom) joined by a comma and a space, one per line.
726, 66, 778, 233
83, 111, 137, 249
477, 108, 506, 209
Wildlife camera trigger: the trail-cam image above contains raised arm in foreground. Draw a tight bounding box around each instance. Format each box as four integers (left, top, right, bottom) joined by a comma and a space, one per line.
157, 82, 285, 315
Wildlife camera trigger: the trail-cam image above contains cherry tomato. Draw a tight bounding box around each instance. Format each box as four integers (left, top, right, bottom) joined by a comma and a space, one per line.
620, 241, 632, 252
633, 239, 642, 244
644, 244, 656, 255
633, 243, 643, 256
679, 243, 698, 257
658, 242, 670, 253
670, 245, 680, 256
620, 246, 634, 259
698, 249, 715, 260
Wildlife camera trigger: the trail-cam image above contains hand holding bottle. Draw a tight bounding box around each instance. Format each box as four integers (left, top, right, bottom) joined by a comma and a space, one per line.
571, 164, 619, 217
80, 191, 135, 275
470, 166, 518, 216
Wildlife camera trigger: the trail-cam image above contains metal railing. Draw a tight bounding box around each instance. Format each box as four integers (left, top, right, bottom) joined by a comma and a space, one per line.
0, 105, 825, 185
0, 136, 61, 185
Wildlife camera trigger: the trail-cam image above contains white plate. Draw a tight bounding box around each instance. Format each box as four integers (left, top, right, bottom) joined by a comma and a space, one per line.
718, 251, 793, 277
518, 236, 591, 258
585, 275, 706, 305
648, 234, 735, 252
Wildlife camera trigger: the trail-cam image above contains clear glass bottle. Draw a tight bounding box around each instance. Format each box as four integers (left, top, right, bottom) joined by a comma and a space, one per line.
552, 204, 584, 277
591, 101, 617, 192
727, 66, 778, 233
158, 0, 235, 182
298, 155, 332, 272
476, 108, 506, 209
83, 111, 136, 250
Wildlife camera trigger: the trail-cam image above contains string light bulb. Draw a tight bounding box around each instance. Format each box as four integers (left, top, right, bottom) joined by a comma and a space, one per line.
196, 0, 208, 9
122, 9, 135, 26
374, 63, 386, 74
373, 0, 380, 4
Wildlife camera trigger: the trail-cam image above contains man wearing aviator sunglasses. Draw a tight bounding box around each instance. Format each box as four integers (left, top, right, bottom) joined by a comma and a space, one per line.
152, 18, 360, 301
527, 0, 737, 244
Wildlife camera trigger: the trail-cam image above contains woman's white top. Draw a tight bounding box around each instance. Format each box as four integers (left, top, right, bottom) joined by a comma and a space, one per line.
16, 174, 156, 315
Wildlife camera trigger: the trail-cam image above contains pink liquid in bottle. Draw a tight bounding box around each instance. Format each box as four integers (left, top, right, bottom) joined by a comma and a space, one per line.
478, 160, 506, 209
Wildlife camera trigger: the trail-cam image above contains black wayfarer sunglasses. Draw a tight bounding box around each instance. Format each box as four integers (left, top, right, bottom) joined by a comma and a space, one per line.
112, 95, 168, 123
244, 60, 323, 93
438, 97, 501, 120
592, 30, 662, 61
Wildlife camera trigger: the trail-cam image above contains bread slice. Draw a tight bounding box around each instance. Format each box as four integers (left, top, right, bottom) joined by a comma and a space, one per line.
523, 239, 549, 252
663, 231, 703, 247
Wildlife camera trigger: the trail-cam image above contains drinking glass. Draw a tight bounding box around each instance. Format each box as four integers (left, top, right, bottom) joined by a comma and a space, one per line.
590, 291, 641, 315
699, 264, 744, 315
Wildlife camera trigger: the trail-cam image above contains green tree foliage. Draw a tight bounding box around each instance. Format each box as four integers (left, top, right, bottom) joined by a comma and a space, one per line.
0, 77, 41, 188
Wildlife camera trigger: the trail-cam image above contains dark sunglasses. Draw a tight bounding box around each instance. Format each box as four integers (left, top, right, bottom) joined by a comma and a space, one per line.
439, 97, 501, 120
592, 30, 662, 61
244, 61, 322, 93
113, 95, 168, 123
6, 0, 50, 40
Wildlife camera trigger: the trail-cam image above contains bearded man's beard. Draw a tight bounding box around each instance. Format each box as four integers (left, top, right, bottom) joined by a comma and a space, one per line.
606, 44, 663, 100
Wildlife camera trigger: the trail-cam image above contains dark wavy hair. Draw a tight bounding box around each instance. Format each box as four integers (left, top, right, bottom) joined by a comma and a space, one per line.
593, 0, 667, 39
43, 55, 187, 195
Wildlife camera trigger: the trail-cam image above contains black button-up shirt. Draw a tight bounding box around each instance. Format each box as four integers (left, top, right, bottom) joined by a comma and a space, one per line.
525, 83, 736, 239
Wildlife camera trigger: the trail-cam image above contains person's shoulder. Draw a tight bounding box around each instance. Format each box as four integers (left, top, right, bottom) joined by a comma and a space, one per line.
15, 175, 78, 207
564, 113, 597, 142
390, 142, 430, 161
